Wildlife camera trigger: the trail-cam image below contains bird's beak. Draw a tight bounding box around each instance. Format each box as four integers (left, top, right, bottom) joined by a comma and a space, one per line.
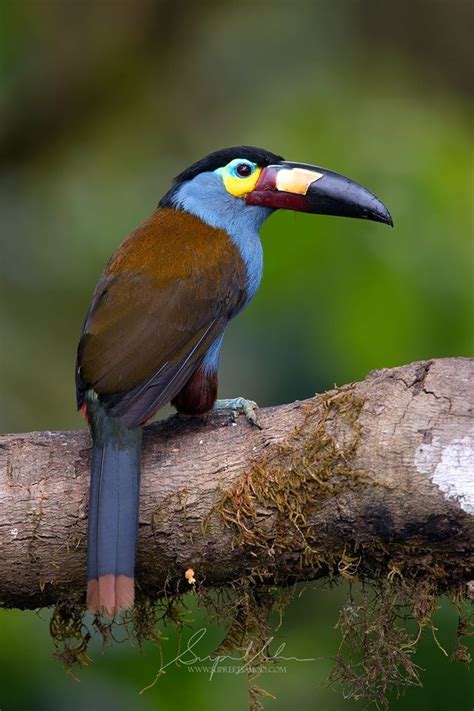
246, 161, 393, 226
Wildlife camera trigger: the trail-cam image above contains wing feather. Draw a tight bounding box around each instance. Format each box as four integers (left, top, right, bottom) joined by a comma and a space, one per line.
76, 209, 246, 426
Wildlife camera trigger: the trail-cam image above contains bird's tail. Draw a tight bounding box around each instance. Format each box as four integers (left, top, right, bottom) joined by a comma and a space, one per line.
86, 399, 142, 616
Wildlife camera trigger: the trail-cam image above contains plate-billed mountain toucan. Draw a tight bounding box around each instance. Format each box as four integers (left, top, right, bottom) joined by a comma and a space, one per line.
76, 145, 392, 616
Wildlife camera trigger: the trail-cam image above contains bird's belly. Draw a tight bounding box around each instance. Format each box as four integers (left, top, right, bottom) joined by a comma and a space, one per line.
171, 364, 218, 414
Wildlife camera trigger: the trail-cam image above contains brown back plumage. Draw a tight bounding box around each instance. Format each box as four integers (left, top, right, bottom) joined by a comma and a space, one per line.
76, 208, 247, 426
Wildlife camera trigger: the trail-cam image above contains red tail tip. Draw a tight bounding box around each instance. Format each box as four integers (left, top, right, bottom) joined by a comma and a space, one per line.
87, 575, 134, 616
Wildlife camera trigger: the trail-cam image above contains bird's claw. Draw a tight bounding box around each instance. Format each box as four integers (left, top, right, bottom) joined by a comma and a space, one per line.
214, 397, 262, 429
239, 398, 262, 429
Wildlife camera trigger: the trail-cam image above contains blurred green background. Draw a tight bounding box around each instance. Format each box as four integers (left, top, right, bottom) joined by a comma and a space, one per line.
0, 1, 472, 709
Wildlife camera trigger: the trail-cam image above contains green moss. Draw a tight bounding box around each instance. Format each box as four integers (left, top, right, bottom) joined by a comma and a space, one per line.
206, 384, 472, 705
49, 597, 91, 679
211, 384, 365, 578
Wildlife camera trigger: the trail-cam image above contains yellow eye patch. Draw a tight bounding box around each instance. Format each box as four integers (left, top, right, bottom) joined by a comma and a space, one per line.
216, 160, 262, 198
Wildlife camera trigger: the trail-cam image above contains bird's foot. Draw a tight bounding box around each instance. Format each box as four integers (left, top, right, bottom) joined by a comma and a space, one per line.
213, 397, 262, 429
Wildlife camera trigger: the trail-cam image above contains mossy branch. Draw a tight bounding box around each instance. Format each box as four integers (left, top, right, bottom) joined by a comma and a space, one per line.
0, 357, 472, 611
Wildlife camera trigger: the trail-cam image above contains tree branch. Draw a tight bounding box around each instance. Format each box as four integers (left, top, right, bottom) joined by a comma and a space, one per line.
1, 358, 472, 610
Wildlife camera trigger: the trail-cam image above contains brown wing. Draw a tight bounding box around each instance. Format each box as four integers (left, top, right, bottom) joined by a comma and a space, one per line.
76, 208, 247, 427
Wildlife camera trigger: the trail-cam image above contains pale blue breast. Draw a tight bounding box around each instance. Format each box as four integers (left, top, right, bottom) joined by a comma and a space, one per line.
171, 172, 271, 307
201, 332, 225, 374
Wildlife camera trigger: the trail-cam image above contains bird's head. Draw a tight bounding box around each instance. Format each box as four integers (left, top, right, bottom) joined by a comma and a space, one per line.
160, 145, 392, 232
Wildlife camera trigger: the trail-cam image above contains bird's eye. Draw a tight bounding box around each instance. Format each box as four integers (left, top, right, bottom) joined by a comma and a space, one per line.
234, 162, 254, 178
236, 163, 252, 177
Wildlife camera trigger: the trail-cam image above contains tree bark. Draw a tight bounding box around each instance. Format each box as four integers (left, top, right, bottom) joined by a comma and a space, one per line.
0, 357, 472, 610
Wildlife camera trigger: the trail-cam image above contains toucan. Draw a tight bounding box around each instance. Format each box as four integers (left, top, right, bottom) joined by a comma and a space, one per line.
76, 145, 392, 616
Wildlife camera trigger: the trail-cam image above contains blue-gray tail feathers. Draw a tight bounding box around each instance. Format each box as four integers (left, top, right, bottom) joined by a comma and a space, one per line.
86, 399, 142, 616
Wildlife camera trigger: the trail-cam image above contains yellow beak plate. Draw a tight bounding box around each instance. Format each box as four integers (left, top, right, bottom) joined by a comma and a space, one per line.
275, 167, 324, 195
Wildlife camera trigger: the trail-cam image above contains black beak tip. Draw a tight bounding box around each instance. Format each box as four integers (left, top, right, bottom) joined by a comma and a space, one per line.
368, 200, 393, 228
377, 208, 394, 228
353, 204, 393, 227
